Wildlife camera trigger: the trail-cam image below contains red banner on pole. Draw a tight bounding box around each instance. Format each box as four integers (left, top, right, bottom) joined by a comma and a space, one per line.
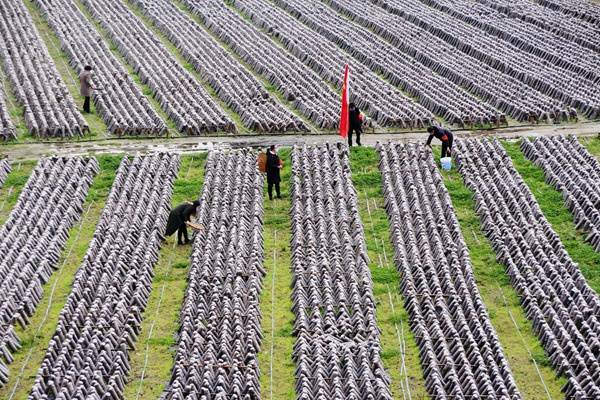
339, 65, 349, 138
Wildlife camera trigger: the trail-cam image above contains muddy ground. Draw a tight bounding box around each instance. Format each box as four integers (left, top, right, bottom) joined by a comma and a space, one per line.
2, 121, 599, 161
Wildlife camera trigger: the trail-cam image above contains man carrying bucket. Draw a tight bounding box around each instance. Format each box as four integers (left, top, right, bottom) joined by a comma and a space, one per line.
426, 126, 453, 158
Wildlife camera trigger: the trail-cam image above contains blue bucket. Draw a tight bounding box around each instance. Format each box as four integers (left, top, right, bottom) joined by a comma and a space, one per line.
441, 157, 452, 171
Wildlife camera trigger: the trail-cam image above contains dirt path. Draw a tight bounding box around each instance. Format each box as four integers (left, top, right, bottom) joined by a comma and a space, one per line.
3, 121, 599, 161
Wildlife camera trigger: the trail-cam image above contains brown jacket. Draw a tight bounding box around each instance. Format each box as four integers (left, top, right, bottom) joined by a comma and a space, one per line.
79, 70, 93, 97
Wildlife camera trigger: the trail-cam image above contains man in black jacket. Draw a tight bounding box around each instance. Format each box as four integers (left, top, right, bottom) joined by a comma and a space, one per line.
426, 126, 453, 157
165, 200, 200, 245
266, 145, 282, 200
348, 102, 363, 147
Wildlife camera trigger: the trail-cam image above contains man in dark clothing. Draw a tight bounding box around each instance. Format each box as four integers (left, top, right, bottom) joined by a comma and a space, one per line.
165, 200, 201, 245
347, 102, 363, 147
266, 145, 282, 200
426, 126, 454, 158
79, 65, 95, 114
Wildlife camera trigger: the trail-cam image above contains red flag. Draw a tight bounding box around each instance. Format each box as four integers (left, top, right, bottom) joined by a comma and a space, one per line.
339, 65, 349, 138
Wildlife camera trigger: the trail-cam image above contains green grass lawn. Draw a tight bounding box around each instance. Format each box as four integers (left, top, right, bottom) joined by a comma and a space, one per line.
123, 154, 208, 399
503, 140, 600, 295
0, 154, 121, 399
258, 148, 297, 399
0, 160, 37, 226
349, 146, 429, 399
440, 148, 566, 399
1, 140, 599, 399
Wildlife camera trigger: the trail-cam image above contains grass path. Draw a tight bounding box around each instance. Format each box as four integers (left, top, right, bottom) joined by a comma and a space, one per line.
350, 147, 428, 399
503, 140, 600, 294
0, 154, 122, 400
581, 135, 600, 161
441, 149, 565, 399
123, 154, 208, 399
19, 0, 110, 140
0, 160, 37, 225
0, 139, 597, 399
258, 148, 296, 399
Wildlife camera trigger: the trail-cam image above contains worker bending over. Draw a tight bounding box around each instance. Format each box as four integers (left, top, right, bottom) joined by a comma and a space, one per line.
165, 200, 200, 245
426, 126, 453, 158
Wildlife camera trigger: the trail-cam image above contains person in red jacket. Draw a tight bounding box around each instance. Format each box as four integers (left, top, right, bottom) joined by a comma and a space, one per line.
426, 126, 453, 157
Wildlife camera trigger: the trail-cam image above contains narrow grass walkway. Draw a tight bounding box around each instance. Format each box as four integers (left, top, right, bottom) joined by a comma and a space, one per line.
258, 148, 296, 399
123, 154, 208, 399
20, 0, 110, 140
171, 0, 318, 133
0, 160, 37, 225
0, 154, 122, 399
0, 69, 27, 140
581, 135, 600, 161
503, 141, 600, 294
350, 147, 428, 399
441, 149, 565, 399
122, 0, 247, 132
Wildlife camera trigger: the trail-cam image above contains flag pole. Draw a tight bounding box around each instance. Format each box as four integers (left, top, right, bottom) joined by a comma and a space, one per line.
339, 65, 349, 138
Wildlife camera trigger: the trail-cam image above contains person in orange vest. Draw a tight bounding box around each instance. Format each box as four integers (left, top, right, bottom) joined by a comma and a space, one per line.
426, 126, 453, 157
266, 145, 282, 200
348, 102, 363, 147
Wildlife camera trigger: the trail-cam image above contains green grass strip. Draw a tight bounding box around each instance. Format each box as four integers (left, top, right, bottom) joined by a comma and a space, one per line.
349, 146, 428, 399
123, 154, 208, 399
258, 148, 296, 399
503, 140, 600, 294
581, 136, 600, 162
440, 145, 566, 399
20, 0, 110, 140
0, 160, 37, 225
0, 154, 122, 399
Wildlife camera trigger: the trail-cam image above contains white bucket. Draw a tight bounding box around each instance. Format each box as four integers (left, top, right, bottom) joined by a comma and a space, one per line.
441, 157, 452, 171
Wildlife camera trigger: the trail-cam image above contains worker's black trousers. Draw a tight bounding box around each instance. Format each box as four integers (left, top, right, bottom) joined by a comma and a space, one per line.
441, 133, 454, 158
348, 126, 362, 146
83, 96, 91, 113
268, 182, 281, 200
177, 224, 189, 244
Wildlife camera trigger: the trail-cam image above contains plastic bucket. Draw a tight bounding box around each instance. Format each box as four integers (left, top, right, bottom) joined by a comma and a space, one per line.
441, 157, 452, 171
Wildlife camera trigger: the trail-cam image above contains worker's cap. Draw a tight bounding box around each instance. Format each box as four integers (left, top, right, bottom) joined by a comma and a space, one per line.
349, 102, 355, 108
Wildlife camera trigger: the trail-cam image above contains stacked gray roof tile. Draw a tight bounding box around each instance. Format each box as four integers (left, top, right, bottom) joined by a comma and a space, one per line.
129, 0, 306, 133
223, 0, 436, 129
376, 141, 521, 399
33, 0, 167, 136
0, 0, 87, 138
0, 156, 98, 387
454, 139, 600, 399
80, 0, 235, 134
323, 0, 599, 119
180, 0, 341, 130
0, 159, 11, 189
289, 143, 392, 399
28, 153, 179, 399
167, 150, 265, 399
521, 136, 600, 252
